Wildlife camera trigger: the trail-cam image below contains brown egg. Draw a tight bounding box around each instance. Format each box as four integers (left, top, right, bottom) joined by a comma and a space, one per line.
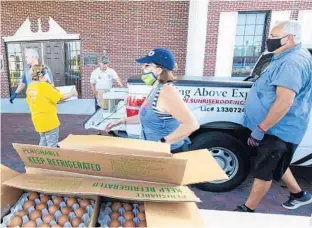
39, 224, 50, 228
15, 210, 27, 217
71, 217, 83, 227
79, 199, 90, 208
51, 224, 62, 228
138, 220, 147, 227
61, 206, 72, 215
58, 215, 69, 226
124, 211, 134, 221
110, 211, 120, 220
48, 205, 59, 214
139, 204, 145, 212
66, 197, 77, 207
8, 216, 22, 227
124, 220, 136, 227
36, 202, 47, 211
137, 212, 146, 221
23, 200, 35, 210
108, 219, 121, 227
28, 192, 39, 200
123, 203, 133, 211
111, 202, 122, 212
74, 207, 85, 217
30, 210, 42, 221
40, 195, 50, 203
22, 220, 36, 227
43, 214, 54, 224
53, 196, 63, 205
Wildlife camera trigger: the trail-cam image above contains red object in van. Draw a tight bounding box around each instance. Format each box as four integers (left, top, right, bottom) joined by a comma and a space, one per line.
126, 95, 146, 117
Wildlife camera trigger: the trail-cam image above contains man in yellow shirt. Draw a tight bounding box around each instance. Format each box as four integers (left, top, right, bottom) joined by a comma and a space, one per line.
26, 64, 77, 147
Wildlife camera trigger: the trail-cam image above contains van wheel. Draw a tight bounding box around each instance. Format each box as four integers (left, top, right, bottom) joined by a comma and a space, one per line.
190, 131, 250, 192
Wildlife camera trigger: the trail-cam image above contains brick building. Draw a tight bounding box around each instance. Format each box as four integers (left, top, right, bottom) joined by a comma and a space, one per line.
1, 0, 311, 99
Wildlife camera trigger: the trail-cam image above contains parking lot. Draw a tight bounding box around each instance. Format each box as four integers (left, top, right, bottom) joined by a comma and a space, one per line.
1, 113, 311, 216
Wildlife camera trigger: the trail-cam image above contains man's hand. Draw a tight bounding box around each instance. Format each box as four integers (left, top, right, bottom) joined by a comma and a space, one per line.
247, 125, 266, 147
9, 92, 17, 104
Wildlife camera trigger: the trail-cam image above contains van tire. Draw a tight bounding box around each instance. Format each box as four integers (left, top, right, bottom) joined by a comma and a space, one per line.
190, 131, 250, 192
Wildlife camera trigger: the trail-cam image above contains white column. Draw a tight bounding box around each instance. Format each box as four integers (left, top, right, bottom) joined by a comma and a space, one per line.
270, 11, 291, 30
215, 12, 238, 77
298, 10, 312, 48
185, 0, 209, 76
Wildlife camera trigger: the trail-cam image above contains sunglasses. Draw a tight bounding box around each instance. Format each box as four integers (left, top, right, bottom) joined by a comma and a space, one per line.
142, 63, 156, 68
142, 63, 163, 69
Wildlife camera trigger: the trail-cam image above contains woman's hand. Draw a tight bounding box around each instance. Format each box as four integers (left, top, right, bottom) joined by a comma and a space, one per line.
105, 118, 126, 133
70, 90, 78, 97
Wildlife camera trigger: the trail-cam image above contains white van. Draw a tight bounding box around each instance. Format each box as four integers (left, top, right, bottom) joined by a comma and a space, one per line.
84, 49, 312, 192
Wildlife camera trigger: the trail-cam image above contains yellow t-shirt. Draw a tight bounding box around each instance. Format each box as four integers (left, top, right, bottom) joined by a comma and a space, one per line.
26, 82, 62, 133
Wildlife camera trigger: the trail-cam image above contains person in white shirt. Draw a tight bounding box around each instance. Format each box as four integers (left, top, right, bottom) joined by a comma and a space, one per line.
90, 56, 124, 111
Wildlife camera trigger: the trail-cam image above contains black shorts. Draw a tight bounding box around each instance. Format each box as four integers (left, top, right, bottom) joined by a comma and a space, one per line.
251, 134, 298, 181
171, 143, 189, 154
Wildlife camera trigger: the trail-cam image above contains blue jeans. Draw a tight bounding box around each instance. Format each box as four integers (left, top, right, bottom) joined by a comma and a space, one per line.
39, 127, 59, 148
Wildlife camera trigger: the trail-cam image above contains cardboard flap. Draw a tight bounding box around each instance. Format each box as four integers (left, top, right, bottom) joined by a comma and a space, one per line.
58, 134, 171, 157
13, 143, 187, 185
3, 174, 200, 203
145, 202, 205, 227
1, 165, 20, 182
1, 165, 23, 218
173, 149, 228, 185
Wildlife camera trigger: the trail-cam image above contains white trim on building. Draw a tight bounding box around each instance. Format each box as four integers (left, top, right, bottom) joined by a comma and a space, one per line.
3, 17, 79, 42
185, 0, 209, 76
269, 11, 291, 30
215, 12, 238, 77
298, 10, 312, 48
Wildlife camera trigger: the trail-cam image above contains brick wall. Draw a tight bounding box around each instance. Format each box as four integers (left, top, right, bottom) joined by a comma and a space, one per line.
0, 1, 189, 98
1, 0, 311, 98
205, 0, 312, 76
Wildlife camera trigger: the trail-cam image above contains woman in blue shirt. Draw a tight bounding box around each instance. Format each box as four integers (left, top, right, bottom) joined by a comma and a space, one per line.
106, 48, 199, 153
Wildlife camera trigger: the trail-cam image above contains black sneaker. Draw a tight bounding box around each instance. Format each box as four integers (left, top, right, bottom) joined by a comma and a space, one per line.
234, 205, 254, 212
282, 191, 312, 209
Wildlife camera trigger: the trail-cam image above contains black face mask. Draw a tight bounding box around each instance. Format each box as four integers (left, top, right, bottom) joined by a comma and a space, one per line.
266, 35, 287, 52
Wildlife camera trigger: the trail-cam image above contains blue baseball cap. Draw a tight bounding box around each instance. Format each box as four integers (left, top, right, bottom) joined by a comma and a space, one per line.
136, 48, 175, 70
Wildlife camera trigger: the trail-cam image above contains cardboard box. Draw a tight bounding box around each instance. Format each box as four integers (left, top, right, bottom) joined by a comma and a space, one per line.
2, 136, 227, 227
0, 166, 100, 227
0, 165, 22, 218
58, 134, 172, 157
56, 85, 78, 102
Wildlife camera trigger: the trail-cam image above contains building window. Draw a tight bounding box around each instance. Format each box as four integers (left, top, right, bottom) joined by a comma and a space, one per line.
7, 43, 24, 93
6, 41, 82, 97
65, 41, 81, 96
232, 12, 268, 77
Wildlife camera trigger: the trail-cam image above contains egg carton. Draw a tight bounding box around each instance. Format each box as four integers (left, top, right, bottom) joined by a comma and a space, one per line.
51, 196, 95, 216
98, 202, 146, 228
1, 193, 28, 227
0, 193, 95, 228
48, 196, 95, 227
44, 208, 89, 227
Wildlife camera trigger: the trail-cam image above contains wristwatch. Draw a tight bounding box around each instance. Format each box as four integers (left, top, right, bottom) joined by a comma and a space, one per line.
160, 137, 166, 143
